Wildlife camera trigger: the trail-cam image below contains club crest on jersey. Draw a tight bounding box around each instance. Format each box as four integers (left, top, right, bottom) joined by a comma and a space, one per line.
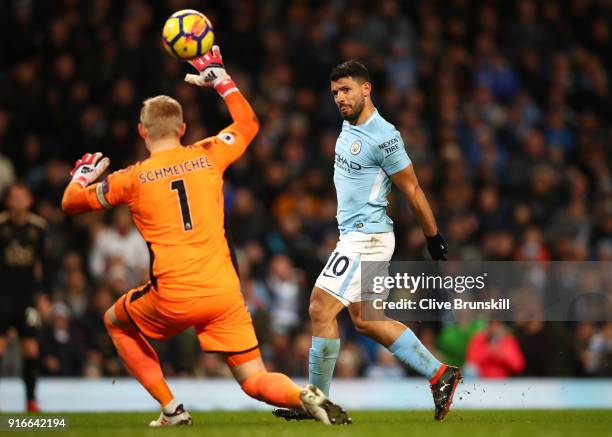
218, 133, 236, 144
350, 140, 362, 155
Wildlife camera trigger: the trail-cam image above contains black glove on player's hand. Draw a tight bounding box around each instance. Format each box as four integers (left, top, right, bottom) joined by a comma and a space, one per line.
426, 233, 448, 261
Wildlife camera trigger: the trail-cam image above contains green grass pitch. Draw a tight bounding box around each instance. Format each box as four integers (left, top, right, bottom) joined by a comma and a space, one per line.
3, 410, 611, 437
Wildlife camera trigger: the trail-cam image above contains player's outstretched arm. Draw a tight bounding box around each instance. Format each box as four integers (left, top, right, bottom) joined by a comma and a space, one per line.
61, 152, 110, 214
184, 45, 259, 147
391, 164, 448, 260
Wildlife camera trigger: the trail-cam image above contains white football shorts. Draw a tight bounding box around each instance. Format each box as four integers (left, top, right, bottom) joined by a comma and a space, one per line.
315, 231, 395, 306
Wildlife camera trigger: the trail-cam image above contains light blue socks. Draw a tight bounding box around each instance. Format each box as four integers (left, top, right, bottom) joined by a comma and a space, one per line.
388, 329, 442, 379
309, 337, 341, 396
309, 330, 440, 395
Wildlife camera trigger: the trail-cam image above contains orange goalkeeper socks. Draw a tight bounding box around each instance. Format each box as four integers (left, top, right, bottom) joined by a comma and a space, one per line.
104, 312, 174, 406
241, 371, 302, 408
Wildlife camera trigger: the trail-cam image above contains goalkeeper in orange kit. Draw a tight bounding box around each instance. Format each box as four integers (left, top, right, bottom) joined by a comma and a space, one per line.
61, 46, 351, 427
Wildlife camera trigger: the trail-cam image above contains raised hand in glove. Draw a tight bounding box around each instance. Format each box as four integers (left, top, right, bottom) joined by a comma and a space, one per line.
184, 45, 238, 97
69, 152, 110, 187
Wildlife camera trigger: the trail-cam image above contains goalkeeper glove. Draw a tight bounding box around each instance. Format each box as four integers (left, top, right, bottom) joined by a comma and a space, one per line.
69, 152, 110, 187
426, 233, 448, 261
184, 45, 238, 98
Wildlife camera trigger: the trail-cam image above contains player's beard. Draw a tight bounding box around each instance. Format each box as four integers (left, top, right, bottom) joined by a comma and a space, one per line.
340, 98, 365, 122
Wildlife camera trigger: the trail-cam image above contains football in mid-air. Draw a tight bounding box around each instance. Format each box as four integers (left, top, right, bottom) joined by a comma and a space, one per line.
162, 9, 214, 60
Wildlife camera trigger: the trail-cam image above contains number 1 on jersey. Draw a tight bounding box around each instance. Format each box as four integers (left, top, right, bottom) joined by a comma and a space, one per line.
171, 179, 193, 231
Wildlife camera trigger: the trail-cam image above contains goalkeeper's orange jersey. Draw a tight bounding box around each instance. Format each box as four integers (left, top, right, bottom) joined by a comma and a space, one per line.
62, 92, 258, 299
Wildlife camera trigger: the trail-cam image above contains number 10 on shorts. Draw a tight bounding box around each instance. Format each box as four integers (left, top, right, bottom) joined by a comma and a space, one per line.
323, 251, 350, 278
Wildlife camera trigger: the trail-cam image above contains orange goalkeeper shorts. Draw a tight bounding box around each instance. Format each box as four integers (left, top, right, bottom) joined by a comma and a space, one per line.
113, 282, 259, 353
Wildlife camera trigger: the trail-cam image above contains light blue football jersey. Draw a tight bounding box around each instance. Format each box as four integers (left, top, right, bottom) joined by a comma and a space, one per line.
333, 109, 411, 234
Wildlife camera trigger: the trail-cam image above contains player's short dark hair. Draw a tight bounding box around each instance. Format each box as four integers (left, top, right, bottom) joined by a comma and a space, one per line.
329, 60, 370, 83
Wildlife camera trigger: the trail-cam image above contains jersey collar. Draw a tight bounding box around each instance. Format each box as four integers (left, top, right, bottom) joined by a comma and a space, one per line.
345, 109, 378, 130
360, 109, 378, 127
150, 145, 182, 155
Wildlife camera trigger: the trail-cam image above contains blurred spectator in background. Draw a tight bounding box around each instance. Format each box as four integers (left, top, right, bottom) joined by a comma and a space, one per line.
39, 303, 86, 376
513, 298, 575, 376
267, 255, 303, 335
89, 206, 149, 288
438, 313, 487, 368
586, 322, 612, 376
79, 285, 122, 378
365, 348, 405, 379
335, 342, 365, 378
237, 251, 271, 345
0, 152, 16, 198
464, 321, 525, 378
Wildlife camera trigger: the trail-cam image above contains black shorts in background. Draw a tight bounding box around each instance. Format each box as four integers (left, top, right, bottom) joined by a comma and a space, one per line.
0, 298, 41, 338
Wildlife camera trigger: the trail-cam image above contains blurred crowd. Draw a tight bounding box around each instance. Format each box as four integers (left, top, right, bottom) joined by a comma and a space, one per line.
0, 0, 611, 379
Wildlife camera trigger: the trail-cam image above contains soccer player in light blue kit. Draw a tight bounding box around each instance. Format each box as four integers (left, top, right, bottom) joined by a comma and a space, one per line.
274, 60, 461, 422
